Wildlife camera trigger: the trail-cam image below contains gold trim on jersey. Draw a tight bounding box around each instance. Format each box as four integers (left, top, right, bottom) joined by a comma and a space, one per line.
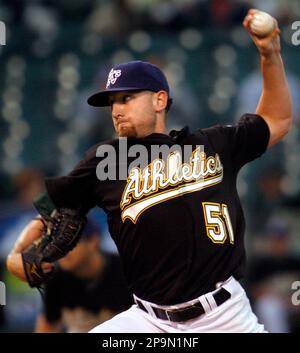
120, 148, 223, 223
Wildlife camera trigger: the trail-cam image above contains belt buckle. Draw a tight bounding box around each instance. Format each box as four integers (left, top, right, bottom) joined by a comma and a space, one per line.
165, 309, 172, 322
215, 281, 223, 288
165, 306, 188, 322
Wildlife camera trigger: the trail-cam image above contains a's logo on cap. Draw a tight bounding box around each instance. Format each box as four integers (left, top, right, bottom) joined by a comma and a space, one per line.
106, 69, 122, 88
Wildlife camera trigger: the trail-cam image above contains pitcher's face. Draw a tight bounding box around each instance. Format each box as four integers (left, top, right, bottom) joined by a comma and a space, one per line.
109, 91, 158, 138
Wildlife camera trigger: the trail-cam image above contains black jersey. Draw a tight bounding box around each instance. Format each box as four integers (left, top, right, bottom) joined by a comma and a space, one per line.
45, 114, 269, 305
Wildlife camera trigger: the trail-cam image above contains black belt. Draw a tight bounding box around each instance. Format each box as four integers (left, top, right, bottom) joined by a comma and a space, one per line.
135, 288, 231, 323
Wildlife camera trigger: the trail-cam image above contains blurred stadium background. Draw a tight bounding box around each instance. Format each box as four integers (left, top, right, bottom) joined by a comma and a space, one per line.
0, 0, 300, 332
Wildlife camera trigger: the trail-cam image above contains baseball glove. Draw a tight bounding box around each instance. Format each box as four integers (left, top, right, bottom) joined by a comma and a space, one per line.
21, 208, 87, 288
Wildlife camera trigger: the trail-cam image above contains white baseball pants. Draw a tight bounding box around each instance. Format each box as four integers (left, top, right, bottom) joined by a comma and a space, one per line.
90, 276, 266, 333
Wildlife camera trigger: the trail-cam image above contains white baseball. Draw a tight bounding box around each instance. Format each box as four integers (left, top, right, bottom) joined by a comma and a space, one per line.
250, 11, 275, 37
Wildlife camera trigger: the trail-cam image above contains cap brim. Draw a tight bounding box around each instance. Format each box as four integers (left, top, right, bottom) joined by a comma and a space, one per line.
87, 87, 144, 107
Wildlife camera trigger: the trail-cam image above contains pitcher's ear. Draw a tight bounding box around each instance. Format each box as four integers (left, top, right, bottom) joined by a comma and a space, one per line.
153, 91, 168, 112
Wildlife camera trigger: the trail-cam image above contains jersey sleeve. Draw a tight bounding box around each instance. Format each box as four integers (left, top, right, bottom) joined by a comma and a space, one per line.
44, 148, 99, 214
202, 114, 270, 170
